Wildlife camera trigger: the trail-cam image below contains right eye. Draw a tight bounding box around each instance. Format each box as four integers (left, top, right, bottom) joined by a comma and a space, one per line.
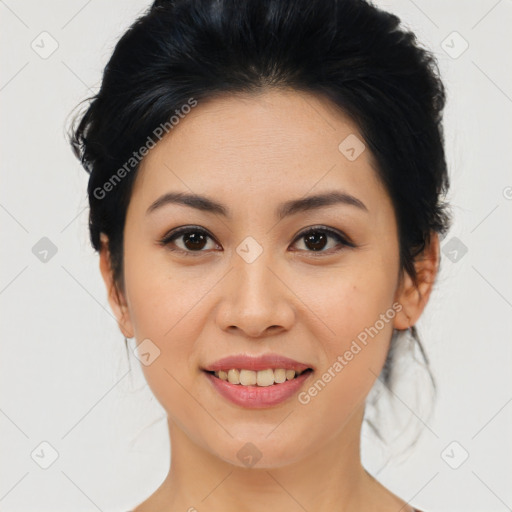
158, 226, 220, 256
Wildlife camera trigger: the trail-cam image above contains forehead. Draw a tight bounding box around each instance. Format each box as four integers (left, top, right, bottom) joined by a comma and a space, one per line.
131, 89, 388, 215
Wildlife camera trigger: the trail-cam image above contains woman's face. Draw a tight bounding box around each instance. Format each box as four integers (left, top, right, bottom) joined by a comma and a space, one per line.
102, 89, 420, 467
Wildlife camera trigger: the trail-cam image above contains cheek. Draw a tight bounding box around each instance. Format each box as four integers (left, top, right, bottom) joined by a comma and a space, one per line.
313, 258, 397, 338
303, 261, 398, 397
121, 246, 207, 395
122, 233, 208, 341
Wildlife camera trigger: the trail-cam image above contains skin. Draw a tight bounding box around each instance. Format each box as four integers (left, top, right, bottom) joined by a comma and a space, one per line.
99, 89, 439, 512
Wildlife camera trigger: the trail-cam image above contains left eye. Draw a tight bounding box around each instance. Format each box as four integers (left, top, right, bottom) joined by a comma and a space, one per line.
158, 225, 352, 256
291, 226, 352, 254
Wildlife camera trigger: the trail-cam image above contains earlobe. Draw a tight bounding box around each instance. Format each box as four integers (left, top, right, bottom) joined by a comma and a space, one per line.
99, 233, 135, 339
393, 232, 440, 331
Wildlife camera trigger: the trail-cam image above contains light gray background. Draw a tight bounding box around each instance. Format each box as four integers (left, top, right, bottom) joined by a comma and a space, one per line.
1, 1, 511, 511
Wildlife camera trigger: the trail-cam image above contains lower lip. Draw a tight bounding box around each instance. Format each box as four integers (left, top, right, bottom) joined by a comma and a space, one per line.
204, 370, 313, 409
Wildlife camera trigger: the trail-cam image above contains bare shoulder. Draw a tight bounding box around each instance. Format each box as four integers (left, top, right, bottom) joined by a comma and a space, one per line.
129, 473, 421, 512
365, 474, 420, 512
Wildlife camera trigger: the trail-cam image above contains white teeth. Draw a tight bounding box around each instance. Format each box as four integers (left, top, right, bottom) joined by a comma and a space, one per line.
227, 369, 240, 384
256, 368, 274, 387
274, 368, 286, 383
213, 368, 307, 386
239, 369, 257, 386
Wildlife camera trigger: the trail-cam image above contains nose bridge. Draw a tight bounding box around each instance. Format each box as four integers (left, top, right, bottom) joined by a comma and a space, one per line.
215, 236, 294, 336
233, 239, 279, 309
236, 244, 274, 297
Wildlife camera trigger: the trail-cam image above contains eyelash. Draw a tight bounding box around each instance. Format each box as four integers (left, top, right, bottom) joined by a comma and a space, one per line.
158, 225, 355, 257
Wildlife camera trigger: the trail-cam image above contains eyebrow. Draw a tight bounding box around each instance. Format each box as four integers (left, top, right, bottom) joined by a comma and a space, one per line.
146, 190, 368, 219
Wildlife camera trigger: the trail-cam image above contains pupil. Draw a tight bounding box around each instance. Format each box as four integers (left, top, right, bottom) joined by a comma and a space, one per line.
305, 232, 326, 251
184, 232, 206, 250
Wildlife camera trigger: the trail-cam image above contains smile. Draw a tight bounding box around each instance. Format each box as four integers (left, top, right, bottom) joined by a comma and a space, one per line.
203, 368, 314, 408
208, 368, 311, 386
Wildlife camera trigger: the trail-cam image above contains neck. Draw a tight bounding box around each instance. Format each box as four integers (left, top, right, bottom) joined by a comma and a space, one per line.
149, 404, 393, 512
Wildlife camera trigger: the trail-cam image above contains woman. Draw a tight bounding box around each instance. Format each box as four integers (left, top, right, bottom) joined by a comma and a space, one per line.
69, 0, 451, 510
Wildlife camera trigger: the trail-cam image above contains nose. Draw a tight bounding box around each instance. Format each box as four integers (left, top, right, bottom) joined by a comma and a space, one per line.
215, 252, 295, 338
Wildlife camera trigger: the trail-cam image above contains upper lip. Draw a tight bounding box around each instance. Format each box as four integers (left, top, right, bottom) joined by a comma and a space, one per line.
202, 353, 313, 373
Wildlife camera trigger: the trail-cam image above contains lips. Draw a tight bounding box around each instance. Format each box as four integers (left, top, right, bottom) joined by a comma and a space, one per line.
202, 353, 313, 373
204, 367, 313, 408
202, 353, 314, 408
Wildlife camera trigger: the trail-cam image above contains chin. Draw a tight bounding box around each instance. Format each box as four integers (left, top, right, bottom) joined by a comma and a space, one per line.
206, 430, 314, 469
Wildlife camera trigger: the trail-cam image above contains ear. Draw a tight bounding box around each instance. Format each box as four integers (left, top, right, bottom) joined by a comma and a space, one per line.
393, 232, 440, 330
99, 233, 134, 339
